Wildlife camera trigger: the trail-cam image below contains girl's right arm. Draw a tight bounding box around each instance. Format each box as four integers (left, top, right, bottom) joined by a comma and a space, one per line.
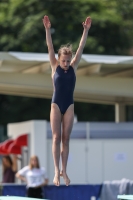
15, 166, 28, 183
42, 16, 58, 72
16, 172, 27, 183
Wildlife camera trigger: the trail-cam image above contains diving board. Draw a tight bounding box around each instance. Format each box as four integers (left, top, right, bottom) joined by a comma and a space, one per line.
0, 197, 49, 200
118, 195, 133, 200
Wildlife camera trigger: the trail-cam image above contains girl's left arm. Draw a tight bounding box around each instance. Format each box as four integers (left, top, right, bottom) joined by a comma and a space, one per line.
71, 16, 92, 69
12, 154, 18, 172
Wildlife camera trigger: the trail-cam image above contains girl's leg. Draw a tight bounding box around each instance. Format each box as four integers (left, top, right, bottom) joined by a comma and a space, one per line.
35, 188, 43, 199
50, 103, 62, 186
61, 104, 74, 186
27, 188, 34, 197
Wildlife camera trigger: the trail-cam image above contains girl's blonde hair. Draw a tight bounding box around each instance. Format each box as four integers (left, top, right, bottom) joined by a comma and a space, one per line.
29, 155, 40, 169
58, 43, 74, 58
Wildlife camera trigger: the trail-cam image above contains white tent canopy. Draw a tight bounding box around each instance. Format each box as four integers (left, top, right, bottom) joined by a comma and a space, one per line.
0, 51, 133, 122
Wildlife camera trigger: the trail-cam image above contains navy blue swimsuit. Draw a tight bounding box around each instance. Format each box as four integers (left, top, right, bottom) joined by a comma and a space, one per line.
52, 65, 76, 115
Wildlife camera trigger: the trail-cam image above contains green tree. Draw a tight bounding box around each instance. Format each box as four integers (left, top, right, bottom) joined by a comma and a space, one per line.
0, 0, 133, 55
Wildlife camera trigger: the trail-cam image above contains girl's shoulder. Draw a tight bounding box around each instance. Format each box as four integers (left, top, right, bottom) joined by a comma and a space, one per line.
18, 165, 30, 175
24, 165, 30, 169
22, 165, 30, 171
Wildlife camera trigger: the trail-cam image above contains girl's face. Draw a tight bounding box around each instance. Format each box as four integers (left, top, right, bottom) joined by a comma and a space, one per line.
58, 54, 72, 69
2, 157, 10, 167
31, 157, 38, 167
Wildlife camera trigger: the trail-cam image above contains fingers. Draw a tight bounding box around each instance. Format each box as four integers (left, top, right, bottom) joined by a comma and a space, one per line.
85, 16, 91, 24
82, 16, 91, 28
86, 16, 91, 20
42, 15, 49, 23
42, 15, 48, 23
42, 15, 51, 28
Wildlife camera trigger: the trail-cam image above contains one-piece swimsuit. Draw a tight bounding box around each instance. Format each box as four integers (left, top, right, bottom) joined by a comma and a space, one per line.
52, 65, 76, 115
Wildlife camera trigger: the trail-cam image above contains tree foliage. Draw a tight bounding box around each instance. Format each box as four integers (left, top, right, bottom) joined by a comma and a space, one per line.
0, 94, 115, 127
0, 0, 133, 55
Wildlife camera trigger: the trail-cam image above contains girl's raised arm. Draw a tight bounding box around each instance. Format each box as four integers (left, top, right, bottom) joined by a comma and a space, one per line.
71, 16, 92, 70
42, 16, 58, 71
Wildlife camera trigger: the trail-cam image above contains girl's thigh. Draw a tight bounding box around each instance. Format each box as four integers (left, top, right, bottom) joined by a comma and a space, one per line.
50, 103, 62, 136
62, 104, 74, 136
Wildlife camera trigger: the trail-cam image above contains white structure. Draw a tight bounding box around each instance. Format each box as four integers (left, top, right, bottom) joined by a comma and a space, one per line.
8, 120, 47, 172
1, 52, 133, 122
8, 120, 133, 185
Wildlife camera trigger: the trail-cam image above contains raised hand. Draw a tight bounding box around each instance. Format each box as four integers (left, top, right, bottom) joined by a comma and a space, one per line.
82, 16, 92, 30
42, 15, 51, 29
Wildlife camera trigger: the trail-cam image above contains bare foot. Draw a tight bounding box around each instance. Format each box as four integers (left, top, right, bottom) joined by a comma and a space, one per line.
53, 172, 60, 186
62, 171, 70, 186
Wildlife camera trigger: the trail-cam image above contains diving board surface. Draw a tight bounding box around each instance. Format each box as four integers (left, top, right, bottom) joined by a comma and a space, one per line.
118, 195, 133, 200
0, 197, 49, 200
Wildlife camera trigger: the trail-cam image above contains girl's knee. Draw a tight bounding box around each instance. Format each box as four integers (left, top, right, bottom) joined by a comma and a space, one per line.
53, 135, 61, 144
62, 135, 70, 145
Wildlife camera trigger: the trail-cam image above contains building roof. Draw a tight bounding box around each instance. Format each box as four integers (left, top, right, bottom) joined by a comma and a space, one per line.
0, 51, 133, 105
